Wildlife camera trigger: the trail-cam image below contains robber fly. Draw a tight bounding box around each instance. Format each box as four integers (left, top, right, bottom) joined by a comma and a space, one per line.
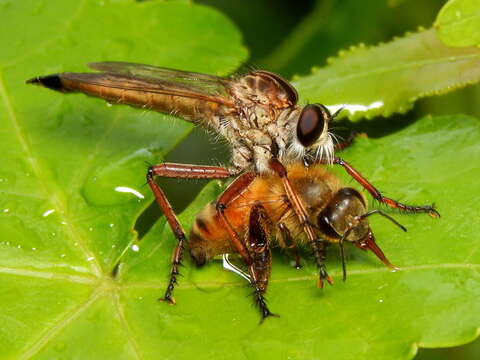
28, 62, 438, 305
190, 162, 423, 319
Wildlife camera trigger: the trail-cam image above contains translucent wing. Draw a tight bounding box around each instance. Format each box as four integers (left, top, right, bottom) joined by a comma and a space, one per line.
88, 61, 231, 99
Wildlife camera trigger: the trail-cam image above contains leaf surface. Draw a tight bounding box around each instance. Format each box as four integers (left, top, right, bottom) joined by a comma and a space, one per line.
1, 1, 480, 360
292, 29, 480, 120
435, 0, 480, 47
0, 0, 247, 358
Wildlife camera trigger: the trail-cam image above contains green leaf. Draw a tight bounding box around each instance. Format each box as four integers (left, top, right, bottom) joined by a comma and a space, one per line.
435, 0, 480, 47
0, 0, 247, 358
2, 1, 480, 360
292, 29, 480, 120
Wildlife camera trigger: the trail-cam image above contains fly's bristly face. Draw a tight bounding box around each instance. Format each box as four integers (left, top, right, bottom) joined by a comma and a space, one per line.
289, 103, 335, 166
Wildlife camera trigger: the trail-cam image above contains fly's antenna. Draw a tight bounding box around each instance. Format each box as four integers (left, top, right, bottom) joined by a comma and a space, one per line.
330, 105, 346, 121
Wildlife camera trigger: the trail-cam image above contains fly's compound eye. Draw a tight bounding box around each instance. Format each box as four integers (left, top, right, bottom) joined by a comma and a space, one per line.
296, 104, 331, 147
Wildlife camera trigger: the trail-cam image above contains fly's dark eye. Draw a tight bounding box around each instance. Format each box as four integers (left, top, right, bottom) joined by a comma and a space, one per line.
296, 104, 330, 147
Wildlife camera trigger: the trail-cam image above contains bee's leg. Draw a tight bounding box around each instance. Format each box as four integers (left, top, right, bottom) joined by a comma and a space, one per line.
330, 157, 440, 217
246, 203, 278, 321
146, 163, 233, 304
215, 173, 277, 320
277, 223, 302, 269
334, 132, 367, 152
269, 159, 333, 288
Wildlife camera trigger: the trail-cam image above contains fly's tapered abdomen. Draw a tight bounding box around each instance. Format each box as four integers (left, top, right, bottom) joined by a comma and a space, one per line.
27, 73, 232, 124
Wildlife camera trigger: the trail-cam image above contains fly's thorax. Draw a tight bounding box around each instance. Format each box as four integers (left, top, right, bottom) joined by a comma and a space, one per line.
229, 70, 297, 109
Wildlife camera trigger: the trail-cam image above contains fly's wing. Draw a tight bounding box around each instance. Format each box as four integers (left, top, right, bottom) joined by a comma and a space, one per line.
27, 61, 236, 126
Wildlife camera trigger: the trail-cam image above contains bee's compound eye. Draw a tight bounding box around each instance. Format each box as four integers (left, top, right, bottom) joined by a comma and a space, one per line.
296, 104, 330, 147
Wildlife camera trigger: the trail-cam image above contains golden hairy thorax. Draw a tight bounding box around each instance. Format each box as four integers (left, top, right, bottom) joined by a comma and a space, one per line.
189, 163, 343, 264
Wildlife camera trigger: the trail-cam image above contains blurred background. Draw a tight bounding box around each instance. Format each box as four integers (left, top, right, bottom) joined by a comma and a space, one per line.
139, 1, 480, 358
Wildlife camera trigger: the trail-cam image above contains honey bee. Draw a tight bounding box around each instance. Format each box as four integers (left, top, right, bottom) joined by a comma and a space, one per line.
189, 163, 424, 320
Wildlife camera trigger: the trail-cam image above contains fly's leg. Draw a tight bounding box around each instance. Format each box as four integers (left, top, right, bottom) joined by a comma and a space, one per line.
269, 159, 333, 288
147, 163, 233, 304
277, 223, 302, 269
334, 132, 367, 152
328, 157, 440, 217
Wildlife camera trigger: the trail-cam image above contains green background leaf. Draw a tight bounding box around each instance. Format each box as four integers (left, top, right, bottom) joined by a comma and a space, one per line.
1, 0, 480, 359
292, 29, 480, 120
435, 0, 480, 47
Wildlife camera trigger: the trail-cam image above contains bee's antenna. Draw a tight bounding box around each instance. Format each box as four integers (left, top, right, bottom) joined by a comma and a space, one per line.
359, 210, 407, 232
339, 229, 352, 282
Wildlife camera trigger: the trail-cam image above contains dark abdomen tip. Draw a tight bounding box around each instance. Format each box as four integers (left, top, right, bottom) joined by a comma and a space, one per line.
26, 74, 67, 92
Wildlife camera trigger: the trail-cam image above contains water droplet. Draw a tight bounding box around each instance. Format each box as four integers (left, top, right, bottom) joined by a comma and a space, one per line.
89, 227, 93, 231
42, 209, 55, 217
115, 186, 145, 199
111, 244, 116, 248
131, 244, 140, 252
32, 247, 36, 251
60, 254, 66, 258
17, 244, 22, 249
378, 299, 384, 303
81, 149, 153, 206
109, 223, 114, 228
3, 208, 9, 213
87, 256, 95, 261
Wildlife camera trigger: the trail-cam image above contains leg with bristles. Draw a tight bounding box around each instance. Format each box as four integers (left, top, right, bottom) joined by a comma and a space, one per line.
246, 202, 278, 321
147, 163, 233, 304
334, 132, 367, 152
327, 157, 440, 217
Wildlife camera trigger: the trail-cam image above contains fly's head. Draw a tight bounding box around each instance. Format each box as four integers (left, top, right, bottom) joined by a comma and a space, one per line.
289, 104, 335, 165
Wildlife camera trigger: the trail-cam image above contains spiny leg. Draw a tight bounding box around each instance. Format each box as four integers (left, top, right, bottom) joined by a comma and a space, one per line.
246, 202, 278, 320
269, 159, 333, 287
328, 157, 440, 217
147, 163, 233, 304
334, 132, 367, 152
